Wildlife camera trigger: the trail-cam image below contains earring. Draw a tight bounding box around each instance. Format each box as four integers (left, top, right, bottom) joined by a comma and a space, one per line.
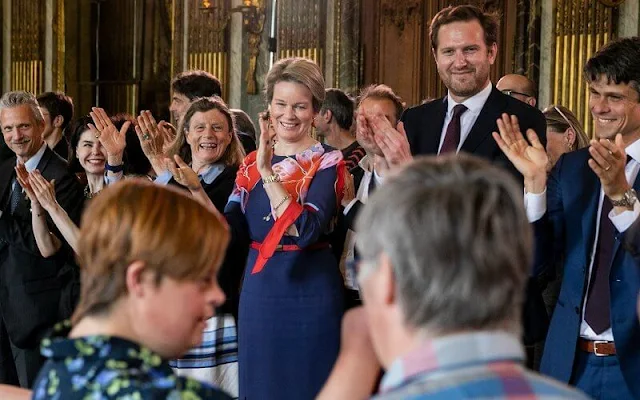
565, 139, 572, 151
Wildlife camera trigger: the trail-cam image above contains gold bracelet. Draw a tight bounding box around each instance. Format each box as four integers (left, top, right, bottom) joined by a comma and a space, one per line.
273, 194, 291, 212
262, 173, 280, 184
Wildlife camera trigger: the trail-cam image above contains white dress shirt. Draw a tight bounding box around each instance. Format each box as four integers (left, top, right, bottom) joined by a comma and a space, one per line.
341, 156, 379, 289
526, 138, 640, 341
438, 81, 493, 154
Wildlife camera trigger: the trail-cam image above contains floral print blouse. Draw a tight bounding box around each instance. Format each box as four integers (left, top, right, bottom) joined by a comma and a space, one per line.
33, 321, 232, 400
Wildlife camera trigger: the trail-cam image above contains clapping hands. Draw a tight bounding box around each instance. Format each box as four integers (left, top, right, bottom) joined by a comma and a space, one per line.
492, 113, 548, 193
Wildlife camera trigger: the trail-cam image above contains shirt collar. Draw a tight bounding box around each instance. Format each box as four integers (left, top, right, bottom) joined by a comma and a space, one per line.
380, 331, 524, 393
446, 81, 493, 116
198, 163, 226, 185
625, 137, 640, 163
18, 143, 48, 172
358, 155, 373, 173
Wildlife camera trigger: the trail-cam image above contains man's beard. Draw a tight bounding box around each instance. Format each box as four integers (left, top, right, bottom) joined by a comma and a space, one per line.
444, 69, 487, 98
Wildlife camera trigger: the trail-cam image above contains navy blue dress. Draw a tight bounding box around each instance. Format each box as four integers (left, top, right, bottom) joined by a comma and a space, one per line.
226, 143, 344, 400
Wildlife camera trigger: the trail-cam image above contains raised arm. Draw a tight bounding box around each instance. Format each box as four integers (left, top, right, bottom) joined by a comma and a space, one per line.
15, 164, 61, 257
317, 308, 381, 400
29, 170, 80, 254
90, 107, 130, 183
492, 113, 549, 194
136, 110, 169, 176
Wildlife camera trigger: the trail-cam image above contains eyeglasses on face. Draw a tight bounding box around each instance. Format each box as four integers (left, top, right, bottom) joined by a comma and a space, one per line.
501, 89, 532, 98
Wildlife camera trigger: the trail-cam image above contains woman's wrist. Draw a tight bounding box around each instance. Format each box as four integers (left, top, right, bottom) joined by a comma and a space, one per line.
189, 183, 204, 193
259, 168, 274, 179
43, 201, 62, 215
107, 154, 124, 166
31, 204, 44, 216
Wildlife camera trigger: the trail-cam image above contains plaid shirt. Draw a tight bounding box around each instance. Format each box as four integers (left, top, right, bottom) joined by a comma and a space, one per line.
373, 331, 590, 400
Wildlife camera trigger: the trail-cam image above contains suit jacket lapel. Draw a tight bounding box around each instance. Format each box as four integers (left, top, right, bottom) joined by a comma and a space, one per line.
424, 98, 448, 154
13, 148, 53, 215
580, 171, 600, 264
0, 157, 17, 212
35, 147, 53, 174
460, 87, 506, 154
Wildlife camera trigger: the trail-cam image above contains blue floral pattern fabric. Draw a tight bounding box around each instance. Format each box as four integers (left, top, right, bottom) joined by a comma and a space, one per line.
32, 320, 233, 400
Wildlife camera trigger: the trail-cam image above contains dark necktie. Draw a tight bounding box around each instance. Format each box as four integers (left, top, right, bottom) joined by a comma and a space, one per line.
440, 104, 468, 154
584, 196, 614, 334
9, 178, 22, 214
583, 155, 633, 334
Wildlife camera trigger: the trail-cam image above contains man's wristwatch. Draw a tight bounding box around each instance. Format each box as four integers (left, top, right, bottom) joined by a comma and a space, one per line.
609, 188, 638, 208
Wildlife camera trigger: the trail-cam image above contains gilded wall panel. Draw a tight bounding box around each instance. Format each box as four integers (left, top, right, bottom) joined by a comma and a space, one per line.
551, 0, 618, 137
172, 0, 229, 100
277, 0, 326, 70
10, 0, 46, 94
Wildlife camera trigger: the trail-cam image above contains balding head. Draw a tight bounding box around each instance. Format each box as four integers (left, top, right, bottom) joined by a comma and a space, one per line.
496, 74, 537, 107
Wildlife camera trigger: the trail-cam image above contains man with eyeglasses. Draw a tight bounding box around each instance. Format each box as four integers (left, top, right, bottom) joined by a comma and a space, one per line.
497, 74, 538, 107
317, 155, 588, 400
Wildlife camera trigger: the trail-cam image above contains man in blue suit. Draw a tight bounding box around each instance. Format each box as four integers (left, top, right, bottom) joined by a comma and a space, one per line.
494, 37, 640, 399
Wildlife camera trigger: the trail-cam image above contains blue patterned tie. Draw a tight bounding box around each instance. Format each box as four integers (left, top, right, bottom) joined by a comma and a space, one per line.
9, 178, 21, 214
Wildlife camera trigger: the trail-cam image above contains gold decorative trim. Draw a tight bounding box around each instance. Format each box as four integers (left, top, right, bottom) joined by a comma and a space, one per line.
381, 0, 421, 33
598, 0, 625, 6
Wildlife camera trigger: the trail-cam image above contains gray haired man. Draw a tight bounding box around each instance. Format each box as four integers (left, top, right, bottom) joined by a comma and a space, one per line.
319, 155, 588, 399
0, 91, 83, 387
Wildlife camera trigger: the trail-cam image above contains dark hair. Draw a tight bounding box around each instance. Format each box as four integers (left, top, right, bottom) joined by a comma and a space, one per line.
430, 5, 499, 50
110, 114, 153, 177
171, 70, 222, 100
37, 91, 74, 131
357, 84, 405, 125
69, 116, 94, 173
321, 88, 354, 130
174, 96, 244, 167
231, 109, 256, 140
584, 37, 640, 100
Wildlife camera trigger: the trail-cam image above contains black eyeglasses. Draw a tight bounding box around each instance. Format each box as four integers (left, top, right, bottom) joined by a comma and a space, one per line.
501, 89, 533, 98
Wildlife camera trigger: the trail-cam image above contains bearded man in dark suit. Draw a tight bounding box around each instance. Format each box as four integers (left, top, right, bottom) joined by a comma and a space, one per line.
400, 4, 549, 363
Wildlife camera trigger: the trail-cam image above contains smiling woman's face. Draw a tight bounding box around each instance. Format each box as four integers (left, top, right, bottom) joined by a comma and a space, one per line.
186, 109, 232, 166
269, 81, 317, 143
76, 129, 107, 175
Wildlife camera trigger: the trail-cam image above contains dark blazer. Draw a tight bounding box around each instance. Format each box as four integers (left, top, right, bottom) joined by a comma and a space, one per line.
0, 147, 84, 348
51, 137, 70, 163
537, 149, 640, 397
401, 85, 547, 180
168, 165, 238, 213
170, 165, 247, 320
402, 85, 549, 345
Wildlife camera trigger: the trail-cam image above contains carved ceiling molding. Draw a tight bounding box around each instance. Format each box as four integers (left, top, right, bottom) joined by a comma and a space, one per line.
381, 0, 421, 33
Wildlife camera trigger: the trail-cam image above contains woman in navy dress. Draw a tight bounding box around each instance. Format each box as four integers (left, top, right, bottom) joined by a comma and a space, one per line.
225, 57, 346, 399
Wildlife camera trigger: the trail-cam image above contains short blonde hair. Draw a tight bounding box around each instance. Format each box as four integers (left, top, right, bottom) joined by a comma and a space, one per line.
72, 179, 229, 323
265, 57, 325, 112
